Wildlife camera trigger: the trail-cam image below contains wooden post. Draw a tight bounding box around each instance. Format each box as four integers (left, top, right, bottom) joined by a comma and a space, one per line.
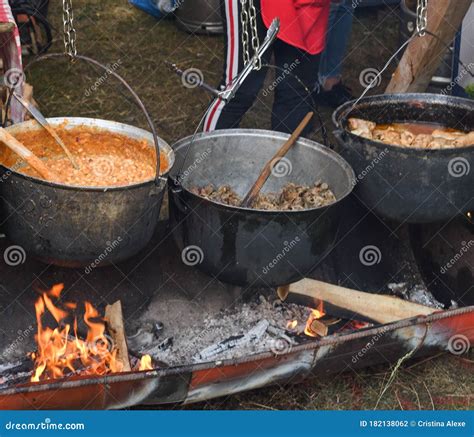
386, 0, 471, 93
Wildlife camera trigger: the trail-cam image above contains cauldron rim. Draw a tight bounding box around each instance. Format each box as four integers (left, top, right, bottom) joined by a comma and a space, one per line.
170, 128, 356, 214
332, 92, 474, 155
1, 117, 175, 191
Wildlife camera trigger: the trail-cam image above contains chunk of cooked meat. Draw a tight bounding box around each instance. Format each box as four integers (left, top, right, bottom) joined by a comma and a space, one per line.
191, 184, 241, 206
347, 118, 376, 139
431, 129, 464, 141
348, 118, 474, 149
400, 130, 415, 146
412, 134, 432, 148
373, 127, 401, 144
192, 182, 337, 210
454, 131, 474, 147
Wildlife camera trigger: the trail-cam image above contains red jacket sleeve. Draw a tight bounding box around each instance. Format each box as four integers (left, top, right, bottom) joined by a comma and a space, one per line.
261, 0, 330, 55
293, 0, 329, 7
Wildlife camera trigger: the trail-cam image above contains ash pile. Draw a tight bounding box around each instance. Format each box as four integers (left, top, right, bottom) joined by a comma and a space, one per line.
128, 295, 314, 366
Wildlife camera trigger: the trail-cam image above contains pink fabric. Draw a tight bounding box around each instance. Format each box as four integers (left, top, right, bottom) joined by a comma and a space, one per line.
0, 0, 23, 122
261, 0, 331, 55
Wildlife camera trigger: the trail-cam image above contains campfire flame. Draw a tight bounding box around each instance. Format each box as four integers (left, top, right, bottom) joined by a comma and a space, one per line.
304, 301, 326, 337
286, 320, 298, 330
139, 354, 153, 371
30, 284, 151, 382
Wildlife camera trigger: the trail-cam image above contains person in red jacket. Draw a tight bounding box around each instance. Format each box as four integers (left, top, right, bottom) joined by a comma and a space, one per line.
204, 0, 330, 134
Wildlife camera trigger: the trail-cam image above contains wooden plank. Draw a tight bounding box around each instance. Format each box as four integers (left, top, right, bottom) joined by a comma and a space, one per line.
386, 0, 471, 93
288, 278, 436, 324
104, 301, 131, 372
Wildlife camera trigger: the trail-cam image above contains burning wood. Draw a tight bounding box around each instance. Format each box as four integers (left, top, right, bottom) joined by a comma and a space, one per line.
304, 301, 327, 337
306, 320, 328, 337
105, 301, 131, 372
28, 284, 152, 383
289, 279, 436, 324
277, 285, 290, 301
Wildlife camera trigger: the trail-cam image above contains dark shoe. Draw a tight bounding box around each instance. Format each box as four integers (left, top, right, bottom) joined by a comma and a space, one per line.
313, 83, 354, 108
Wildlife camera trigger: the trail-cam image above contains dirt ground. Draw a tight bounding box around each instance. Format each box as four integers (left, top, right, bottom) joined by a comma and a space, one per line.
22, 0, 473, 410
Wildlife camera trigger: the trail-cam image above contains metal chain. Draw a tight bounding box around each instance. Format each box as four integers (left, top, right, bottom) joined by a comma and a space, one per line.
240, 0, 250, 65
63, 0, 77, 61
248, 0, 261, 70
416, 0, 428, 36
240, 0, 261, 70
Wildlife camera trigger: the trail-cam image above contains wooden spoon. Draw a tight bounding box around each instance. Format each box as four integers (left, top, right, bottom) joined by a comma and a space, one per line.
240, 112, 314, 208
12, 92, 80, 169
0, 128, 58, 181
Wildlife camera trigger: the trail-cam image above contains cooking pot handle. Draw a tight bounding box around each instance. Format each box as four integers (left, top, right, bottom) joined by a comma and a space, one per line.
24, 53, 166, 188
332, 128, 349, 145
169, 180, 189, 214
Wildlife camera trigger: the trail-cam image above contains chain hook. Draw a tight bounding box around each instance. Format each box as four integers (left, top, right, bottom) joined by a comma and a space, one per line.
63, 0, 77, 62
416, 0, 428, 37
240, 0, 262, 71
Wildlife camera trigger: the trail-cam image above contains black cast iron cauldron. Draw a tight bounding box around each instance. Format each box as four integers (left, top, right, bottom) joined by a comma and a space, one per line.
168, 129, 355, 288
332, 93, 474, 224
0, 117, 174, 267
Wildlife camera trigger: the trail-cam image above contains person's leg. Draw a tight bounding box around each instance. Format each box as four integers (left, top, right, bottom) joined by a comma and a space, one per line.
204, 0, 269, 131
314, 0, 354, 108
318, 0, 355, 88
271, 41, 320, 134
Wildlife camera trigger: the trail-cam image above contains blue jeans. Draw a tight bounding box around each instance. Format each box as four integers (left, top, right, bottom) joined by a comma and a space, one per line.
318, 0, 355, 85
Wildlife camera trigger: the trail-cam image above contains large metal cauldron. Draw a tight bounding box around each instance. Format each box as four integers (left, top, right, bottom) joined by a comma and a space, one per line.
333, 93, 474, 224
169, 129, 355, 288
175, 0, 223, 34
0, 117, 174, 267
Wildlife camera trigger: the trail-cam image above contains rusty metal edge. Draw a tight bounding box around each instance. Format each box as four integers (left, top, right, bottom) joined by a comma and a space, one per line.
1, 305, 472, 397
